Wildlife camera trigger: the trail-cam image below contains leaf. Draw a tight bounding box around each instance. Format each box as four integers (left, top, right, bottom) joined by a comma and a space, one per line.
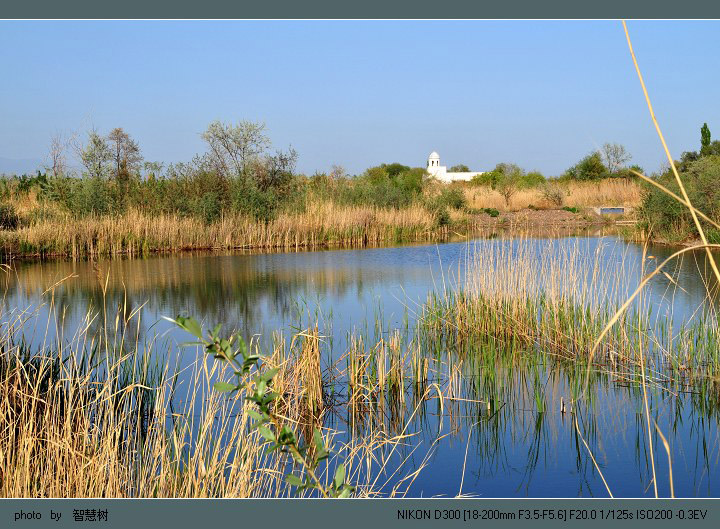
237, 337, 248, 359
313, 428, 325, 451
285, 474, 303, 487
175, 316, 203, 340
213, 381, 236, 393
257, 425, 276, 442
247, 409, 264, 422
334, 464, 346, 489
257, 379, 267, 396
261, 367, 280, 382
338, 487, 352, 498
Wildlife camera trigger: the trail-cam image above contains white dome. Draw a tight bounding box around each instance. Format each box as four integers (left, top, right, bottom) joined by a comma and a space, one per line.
428, 151, 440, 160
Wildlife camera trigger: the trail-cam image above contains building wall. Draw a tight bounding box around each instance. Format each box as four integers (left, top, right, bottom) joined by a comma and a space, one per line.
430, 169, 483, 183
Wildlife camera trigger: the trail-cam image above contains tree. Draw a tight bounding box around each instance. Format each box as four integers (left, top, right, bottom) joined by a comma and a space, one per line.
143, 161, 164, 180
382, 163, 411, 177
493, 163, 524, 206
449, 164, 470, 172
201, 120, 271, 178
565, 151, 608, 180
78, 130, 112, 179
601, 143, 631, 175
701, 123, 711, 150
107, 128, 142, 180
46, 132, 69, 178
253, 148, 298, 193
329, 164, 345, 180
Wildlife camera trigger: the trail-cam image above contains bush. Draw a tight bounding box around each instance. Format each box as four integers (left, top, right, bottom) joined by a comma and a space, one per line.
0, 202, 19, 230
519, 170, 546, 188
427, 187, 466, 211
640, 155, 720, 241
564, 152, 608, 180
434, 207, 451, 227
542, 183, 565, 207
424, 187, 466, 228
334, 165, 426, 209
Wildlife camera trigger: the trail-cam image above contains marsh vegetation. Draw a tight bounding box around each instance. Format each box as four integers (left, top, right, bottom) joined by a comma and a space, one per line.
2, 230, 720, 497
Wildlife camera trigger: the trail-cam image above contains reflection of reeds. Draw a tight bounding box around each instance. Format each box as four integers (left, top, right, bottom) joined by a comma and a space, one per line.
0, 277, 437, 498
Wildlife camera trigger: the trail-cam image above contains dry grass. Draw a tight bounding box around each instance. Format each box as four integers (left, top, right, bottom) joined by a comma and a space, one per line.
0, 179, 645, 258
0, 201, 439, 258
0, 283, 440, 498
463, 179, 644, 212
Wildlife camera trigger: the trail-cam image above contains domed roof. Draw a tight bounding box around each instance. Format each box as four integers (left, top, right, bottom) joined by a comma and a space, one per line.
428, 151, 440, 160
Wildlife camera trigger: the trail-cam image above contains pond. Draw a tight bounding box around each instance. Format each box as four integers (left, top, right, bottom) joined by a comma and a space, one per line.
2, 227, 719, 498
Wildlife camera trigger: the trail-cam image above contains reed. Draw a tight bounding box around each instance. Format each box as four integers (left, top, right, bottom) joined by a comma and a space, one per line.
0, 201, 447, 258
464, 179, 643, 212
0, 294, 438, 498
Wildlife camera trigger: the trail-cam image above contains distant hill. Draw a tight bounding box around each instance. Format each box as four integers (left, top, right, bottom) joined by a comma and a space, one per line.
0, 157, 43, 176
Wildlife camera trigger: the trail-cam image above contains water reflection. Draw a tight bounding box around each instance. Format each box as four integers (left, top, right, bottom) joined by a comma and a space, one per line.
2, 230, 720, 497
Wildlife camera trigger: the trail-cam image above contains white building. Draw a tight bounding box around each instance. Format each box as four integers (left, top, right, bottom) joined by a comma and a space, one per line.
426, 151, 483, 183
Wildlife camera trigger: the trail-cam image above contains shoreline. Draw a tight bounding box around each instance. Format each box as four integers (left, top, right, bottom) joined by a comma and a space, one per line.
0, 206, 630, 261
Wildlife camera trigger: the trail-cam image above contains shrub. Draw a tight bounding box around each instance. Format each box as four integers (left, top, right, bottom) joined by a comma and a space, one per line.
434, 207, 451, 227
429, 187, 466, 211
640, 155, 720, 241
542, 183, 565, 207
0, 203, 20, 230
564, 152, 608, 180
335, 165, 425, 209
520, 170, 546, 188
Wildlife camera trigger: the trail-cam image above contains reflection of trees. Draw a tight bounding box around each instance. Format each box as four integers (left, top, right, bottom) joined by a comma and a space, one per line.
4, 250, 430, 343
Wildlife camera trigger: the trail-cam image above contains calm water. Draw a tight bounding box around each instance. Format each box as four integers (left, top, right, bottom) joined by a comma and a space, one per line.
2, 228, 719, 497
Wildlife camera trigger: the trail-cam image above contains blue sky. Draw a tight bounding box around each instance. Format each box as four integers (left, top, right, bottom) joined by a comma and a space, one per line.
1, 20, 719, 176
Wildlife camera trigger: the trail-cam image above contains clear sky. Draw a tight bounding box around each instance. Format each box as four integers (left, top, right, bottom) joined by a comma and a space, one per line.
1, 20, 719, 176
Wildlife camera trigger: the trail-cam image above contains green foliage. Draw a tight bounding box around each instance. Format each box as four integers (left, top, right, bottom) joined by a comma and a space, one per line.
331, 165, 425, 209
562, 206, 579, 214
700, 141, 720, 158
424, 187, 467, 228
614, 164, 645, 179
482, 208, 500, 218
428, 187, 467, 211
492, 163, 524, 205
471, 164, 543, 190
381, 162, 411, 177
702, 123, 711, 149
471, 171, 498, 188
169, 316, 354, 498
0, 202, 20, 230
448, 164, 470, 172
640, 155, 720, 241
522, 170, 546, 188
564, 151, 608, 180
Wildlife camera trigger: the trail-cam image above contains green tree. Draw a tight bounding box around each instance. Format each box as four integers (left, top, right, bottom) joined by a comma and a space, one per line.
702, 123, 711, 150
564, 151, 608, 180
493, 163, 524, 205
449, 164, 470, 172
202, 120, 271, 178
381, 162, 411, 177
79, 131, 113, 179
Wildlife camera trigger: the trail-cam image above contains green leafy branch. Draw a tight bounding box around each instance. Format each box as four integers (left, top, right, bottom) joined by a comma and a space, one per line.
167, 315, 353, 498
